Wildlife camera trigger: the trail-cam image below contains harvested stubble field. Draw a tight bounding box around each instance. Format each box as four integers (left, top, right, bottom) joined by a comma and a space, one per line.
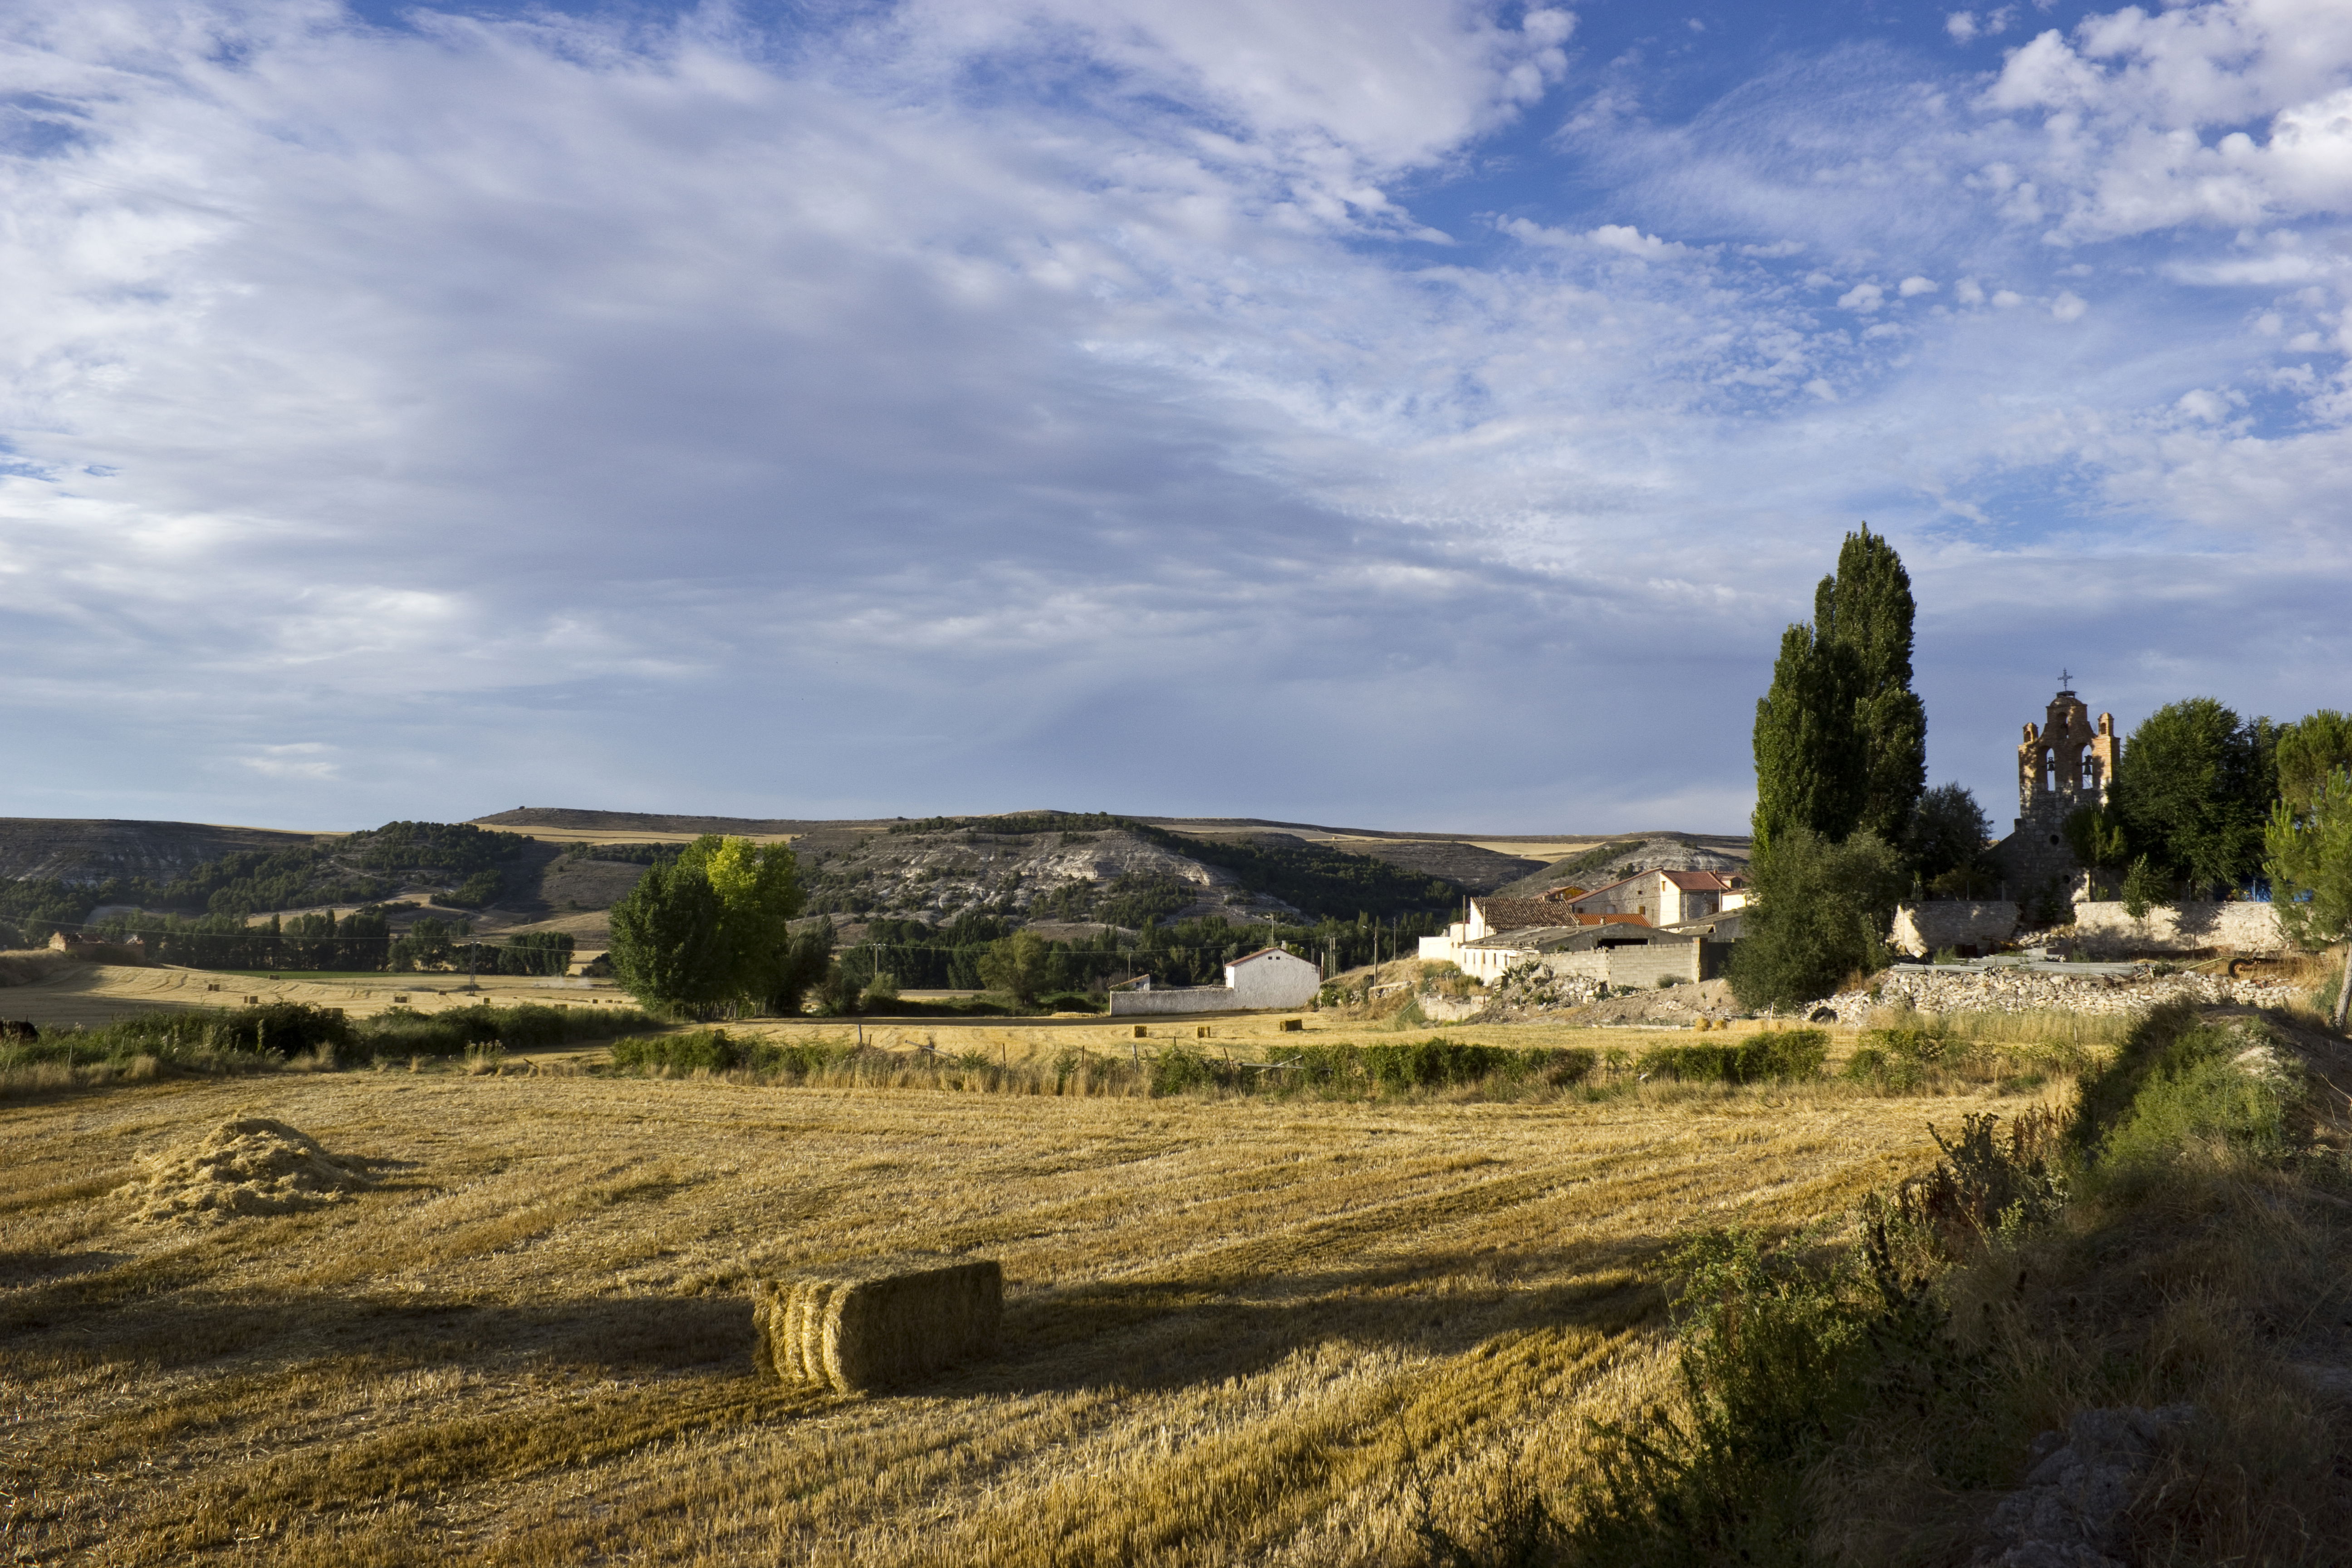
0, 1063, 2026, 1565
0, 958, 630, 1033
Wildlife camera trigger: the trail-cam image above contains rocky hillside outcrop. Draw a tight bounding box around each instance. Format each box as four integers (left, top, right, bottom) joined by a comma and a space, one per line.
1492, 835, 1750, 900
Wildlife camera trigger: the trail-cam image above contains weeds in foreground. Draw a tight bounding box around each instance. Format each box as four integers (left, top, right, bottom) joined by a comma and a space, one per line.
1536, 1000, 2352, 1568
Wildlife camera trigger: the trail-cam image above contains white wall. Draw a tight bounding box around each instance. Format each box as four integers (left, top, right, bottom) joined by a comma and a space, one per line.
1228, 951, 1323, 1008
1107, 986, 1238, 1016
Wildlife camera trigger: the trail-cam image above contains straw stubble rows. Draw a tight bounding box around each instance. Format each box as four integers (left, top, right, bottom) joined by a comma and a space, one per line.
1, 1073, 1965, 1563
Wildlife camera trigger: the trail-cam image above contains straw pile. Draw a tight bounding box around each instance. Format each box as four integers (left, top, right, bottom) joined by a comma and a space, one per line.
754, 1255, 1001, 1393
115, 1117, 375, 1225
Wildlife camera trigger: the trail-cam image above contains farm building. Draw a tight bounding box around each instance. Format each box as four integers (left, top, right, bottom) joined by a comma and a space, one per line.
1108, 946, 1323, 1016
1416, 897, 1602, 970
1543, 868, 1746, 925
1455, 920, 1726, 988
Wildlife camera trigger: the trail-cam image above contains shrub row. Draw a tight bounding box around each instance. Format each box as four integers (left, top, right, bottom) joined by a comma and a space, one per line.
1635, 1028, 1829, 1084
0, 1000, 659, 1071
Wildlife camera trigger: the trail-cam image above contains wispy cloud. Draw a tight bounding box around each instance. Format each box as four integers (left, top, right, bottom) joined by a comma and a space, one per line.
0, 0, 2344, 831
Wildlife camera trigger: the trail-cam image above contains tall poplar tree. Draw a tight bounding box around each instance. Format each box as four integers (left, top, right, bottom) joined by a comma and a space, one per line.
1751, 622, 1863, 852
1815, 524, 1928, 847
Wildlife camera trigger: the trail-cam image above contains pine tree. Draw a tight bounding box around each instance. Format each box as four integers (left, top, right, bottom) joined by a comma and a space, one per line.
1815, 525, 1927, 847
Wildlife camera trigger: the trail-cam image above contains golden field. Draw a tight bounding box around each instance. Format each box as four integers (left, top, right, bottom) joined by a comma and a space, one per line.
0, 1048, 2047, 1566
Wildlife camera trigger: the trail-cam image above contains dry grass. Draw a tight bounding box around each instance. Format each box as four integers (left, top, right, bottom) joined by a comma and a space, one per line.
0, 1064, 2051, 1565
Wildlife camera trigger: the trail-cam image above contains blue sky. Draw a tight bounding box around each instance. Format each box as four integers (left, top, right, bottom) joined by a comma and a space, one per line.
1, 0, 2347, 833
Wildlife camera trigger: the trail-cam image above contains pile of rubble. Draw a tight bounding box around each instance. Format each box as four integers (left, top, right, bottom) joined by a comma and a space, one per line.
1815, 965, 2310, 1022
1475, 965, 1743, 1026
1479, 961, 1603, 1017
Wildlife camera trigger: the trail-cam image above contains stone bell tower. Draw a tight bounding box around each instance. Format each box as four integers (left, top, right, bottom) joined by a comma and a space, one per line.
1994, 676, 2117, 896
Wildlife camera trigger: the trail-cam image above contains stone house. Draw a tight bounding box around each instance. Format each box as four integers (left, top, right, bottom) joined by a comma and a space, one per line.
1459, 920, 1722, 987
1544, 868, 1747, 926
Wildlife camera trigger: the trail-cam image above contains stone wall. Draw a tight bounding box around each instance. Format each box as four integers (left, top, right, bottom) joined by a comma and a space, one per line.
1817, 965, 2307, 1019
1891, 902, 2019, 958
2067, 901, 2285, 957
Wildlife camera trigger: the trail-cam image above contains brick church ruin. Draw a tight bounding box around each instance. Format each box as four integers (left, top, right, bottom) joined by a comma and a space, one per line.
1991, 676, 2117, 898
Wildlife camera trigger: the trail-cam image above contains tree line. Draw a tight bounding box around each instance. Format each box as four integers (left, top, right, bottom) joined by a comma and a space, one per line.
607, 831, 1451, 1016
47, 907, 575, 975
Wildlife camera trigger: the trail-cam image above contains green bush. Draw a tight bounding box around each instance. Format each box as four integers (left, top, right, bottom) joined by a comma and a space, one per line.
1641, 1029, 1828, 1084
610, 1030, 742, 1072
1362, 1038, 1512, 1088
1150, 1046, 1235, 1095
361, 1001, 655, 1058
1563, 1227, 1921, 1565
1037, 991, 1102, 1014
608, 1032, 855, 1078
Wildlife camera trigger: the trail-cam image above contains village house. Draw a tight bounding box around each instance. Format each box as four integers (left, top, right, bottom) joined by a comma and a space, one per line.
1543, 868, 1746, 926
1456, 919, 1725, 987
1417, 897, 1598, 974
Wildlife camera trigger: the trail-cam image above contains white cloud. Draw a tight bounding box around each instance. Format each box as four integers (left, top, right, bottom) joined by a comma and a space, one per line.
1979, 2, 2352, 240
0, 0, 2346, 829
244, 744, 340, 781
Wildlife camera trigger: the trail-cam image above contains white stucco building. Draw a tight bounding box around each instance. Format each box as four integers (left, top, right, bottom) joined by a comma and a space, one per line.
1107, 946, 1323, 1016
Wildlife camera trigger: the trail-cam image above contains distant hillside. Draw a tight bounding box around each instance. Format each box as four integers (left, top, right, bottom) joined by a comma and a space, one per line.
0, 818, 331, 886
1491, 835, 1752, 900
0, 808, 1743, 950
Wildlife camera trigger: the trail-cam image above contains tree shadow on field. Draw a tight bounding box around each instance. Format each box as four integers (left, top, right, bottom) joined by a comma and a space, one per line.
0, 1282, 758, 1380
960, 1233, 1679, 1398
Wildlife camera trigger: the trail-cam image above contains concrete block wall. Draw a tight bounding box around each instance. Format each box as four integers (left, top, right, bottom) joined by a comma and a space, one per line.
1891, 902, 2021, 958
1539, 945, 1700, 988
1107, 986, 1238, 1016
1601, 943, 1703, 989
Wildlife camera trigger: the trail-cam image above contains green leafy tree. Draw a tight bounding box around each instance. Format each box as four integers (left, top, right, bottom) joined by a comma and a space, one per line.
773, 920, 837, 1015
2112, 699, 2277, 899
2063, 804, 2129, 896
2267, 768, 2352, 1031
676, 835, 807, 1007
1751, 623, 1863, 853
1727, 829, 1909, 1011
1815, 525, 1928, 846
978, 930, 1052, 1004
2276, 710, 2352, 816
2120, 855, 2167, 920
1908, 783, 1994, 890
607, 858, 732, 1014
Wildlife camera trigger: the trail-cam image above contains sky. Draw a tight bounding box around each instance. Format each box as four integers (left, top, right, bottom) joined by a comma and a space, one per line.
2, 0, 2348, 835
